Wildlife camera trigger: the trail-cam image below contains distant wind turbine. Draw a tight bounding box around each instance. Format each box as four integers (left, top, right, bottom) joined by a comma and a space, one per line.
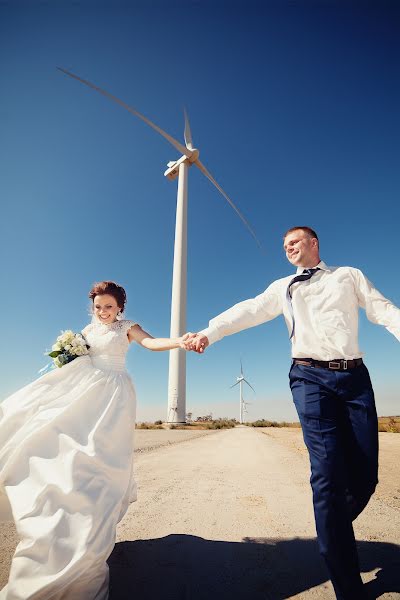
57, 67, 261, 424
231, 360, 255, 424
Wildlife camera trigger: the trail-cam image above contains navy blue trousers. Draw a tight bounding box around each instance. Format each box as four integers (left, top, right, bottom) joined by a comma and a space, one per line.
289, 362, 379, 600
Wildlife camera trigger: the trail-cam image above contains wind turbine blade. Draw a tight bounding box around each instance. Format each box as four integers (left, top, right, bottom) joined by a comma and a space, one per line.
240, 358, 243, 377
194, 159, 262, 249
243, 379, 256, 393
184, 108, 193, 150
230, 382, 240, 388
57, 67, 192, 159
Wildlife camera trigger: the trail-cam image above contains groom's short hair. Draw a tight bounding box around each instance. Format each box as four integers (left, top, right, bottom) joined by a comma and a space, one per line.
283, 226, 319, 246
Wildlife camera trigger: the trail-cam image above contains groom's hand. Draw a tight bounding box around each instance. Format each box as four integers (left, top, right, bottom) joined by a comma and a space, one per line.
189, 333, 209, 354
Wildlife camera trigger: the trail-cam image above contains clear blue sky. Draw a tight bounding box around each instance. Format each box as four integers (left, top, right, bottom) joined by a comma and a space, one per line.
1, 0, 399, 422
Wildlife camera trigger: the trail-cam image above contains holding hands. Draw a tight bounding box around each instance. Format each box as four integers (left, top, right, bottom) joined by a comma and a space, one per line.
180, 332, 209, 353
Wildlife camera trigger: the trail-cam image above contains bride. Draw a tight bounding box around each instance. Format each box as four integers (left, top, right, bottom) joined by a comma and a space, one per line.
0, 280, 189, 599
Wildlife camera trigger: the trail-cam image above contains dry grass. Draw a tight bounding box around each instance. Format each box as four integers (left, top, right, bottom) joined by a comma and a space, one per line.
136, 422, 164, 430
249, 417, 400, 433
136, 419, 237, 430
136, 417, 400, 432
246, 420, 301, 428
378, 416, 400, 433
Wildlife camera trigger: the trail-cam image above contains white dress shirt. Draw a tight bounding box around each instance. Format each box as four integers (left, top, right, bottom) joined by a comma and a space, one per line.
199, 261, 400, 360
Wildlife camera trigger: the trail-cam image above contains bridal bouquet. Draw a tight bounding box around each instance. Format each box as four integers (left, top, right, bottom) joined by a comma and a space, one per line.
48, 330, 90, 368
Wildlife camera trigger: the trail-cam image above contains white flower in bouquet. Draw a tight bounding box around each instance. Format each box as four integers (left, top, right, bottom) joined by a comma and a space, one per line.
70, 345, 87, 356
58, 330, 75, 346
71, 334, 86, 347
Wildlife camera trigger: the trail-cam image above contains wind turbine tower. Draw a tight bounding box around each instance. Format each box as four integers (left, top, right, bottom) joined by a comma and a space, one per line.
231, 360, 255, 424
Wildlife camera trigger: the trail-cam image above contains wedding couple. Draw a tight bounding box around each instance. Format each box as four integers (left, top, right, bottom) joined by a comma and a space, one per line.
1, 226, 399, 600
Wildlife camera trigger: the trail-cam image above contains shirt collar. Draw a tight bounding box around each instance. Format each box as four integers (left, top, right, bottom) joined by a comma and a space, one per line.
296, 260, 330, 275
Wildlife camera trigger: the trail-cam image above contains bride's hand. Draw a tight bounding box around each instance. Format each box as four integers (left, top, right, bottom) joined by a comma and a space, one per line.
179, 332, 197, 350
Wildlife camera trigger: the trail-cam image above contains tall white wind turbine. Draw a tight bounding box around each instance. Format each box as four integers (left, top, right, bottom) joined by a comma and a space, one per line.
231, 360, 255, 424
57, 67, 261, 423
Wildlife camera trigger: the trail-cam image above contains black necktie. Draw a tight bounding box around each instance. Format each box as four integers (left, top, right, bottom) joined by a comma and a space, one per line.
286, 268, 319, 339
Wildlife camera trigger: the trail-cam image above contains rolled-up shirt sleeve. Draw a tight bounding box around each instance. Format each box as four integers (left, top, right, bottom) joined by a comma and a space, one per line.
199, 281, 283, 345
353, 269, 400, 341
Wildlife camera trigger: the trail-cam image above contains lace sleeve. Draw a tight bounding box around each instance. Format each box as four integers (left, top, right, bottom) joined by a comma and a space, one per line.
119, 320, 138, 336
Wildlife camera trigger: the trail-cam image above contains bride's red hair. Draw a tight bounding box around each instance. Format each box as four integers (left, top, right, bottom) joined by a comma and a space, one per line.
89, 281, 127, 313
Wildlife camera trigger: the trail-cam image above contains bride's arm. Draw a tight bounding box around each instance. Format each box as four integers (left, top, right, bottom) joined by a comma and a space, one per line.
127, 324, 191, 351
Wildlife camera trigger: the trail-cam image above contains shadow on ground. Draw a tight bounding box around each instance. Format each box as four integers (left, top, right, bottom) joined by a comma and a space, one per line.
108, 535, 400, 600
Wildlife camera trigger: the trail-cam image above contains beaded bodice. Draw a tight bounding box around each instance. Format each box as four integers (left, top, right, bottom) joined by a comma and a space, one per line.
82, 319, 137, 372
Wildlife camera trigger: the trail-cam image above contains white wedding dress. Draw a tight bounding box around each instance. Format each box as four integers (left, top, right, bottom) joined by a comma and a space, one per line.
0, 319, 138, 600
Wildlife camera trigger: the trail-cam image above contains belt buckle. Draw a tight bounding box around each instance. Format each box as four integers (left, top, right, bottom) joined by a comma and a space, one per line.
328, 361, 341, 370
343, 360, 348, 369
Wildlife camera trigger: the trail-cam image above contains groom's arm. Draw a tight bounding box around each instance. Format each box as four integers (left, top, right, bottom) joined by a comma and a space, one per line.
191, 280, 283, 352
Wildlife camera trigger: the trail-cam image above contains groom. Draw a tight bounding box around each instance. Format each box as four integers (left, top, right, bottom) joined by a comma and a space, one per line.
186, 226, 400, 600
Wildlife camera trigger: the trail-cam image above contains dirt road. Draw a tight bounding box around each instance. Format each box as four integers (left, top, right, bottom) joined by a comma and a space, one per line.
1, 427, 399, 599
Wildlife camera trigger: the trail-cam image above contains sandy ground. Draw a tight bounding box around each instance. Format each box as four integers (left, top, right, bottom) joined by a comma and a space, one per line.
1, 427, 399, 599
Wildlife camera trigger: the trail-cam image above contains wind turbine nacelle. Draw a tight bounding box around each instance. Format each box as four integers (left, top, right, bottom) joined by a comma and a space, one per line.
164, 154, 189, 180
164, 149, 199, 181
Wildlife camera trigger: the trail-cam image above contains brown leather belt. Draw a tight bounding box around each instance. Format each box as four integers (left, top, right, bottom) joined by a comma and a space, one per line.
293, 358, 363, 371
